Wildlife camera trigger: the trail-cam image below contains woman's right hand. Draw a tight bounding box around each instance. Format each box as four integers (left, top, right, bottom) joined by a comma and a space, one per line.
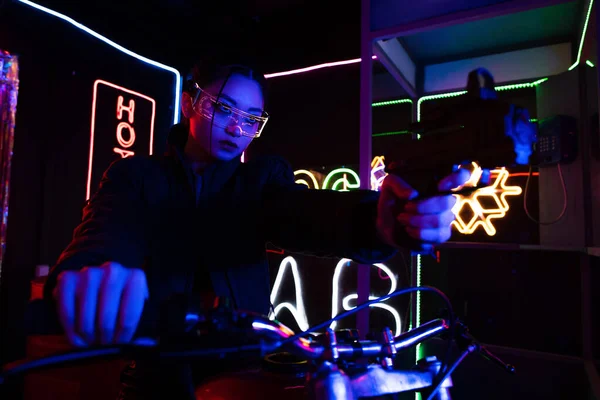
53, 261, 149, 347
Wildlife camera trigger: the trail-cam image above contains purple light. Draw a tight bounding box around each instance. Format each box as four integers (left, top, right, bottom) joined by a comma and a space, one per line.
265, 55, 377, 79
252, 320, 281, 334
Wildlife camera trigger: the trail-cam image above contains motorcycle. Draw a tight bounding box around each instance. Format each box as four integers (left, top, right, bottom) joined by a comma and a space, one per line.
0, 285, 515, 399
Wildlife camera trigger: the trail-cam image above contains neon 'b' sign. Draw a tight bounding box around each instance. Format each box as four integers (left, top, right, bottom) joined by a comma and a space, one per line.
87, 80, 156, 200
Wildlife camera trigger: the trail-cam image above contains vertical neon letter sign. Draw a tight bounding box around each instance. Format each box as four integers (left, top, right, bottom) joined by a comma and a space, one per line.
113, 96, 136, 158
87, 80, 156, 200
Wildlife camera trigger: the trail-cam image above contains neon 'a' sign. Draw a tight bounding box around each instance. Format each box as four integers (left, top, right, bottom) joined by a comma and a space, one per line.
269, 255, 403, 336
87, 80, 156, 200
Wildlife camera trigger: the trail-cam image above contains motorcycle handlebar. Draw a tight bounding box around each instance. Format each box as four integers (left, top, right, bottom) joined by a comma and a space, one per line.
24, 298, 450, 360
251, 315, 450, 360
1, 299, 451, 382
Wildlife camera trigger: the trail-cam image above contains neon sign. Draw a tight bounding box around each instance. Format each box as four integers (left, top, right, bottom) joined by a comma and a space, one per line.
294, 169, 321, 189
87, 80, 156, 200
330, 259, 401, 336
295, 159, 524, 236
114, 96, 137, 158
268, 256, 402, 336
264, 55, 378, 79
18, 0, 181, 125
370, 156, 387, 191
293, 157, 386, 192
269, 256, 309, 332
322, 168, 361, 191
451, 164, 522, 236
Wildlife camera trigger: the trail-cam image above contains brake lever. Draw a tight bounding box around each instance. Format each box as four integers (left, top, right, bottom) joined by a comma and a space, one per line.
452, 320, 516, 374
479, 346, 516, 374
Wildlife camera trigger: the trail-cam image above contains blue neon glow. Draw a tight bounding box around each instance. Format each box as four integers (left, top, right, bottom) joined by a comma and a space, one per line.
18, 0, 182, 125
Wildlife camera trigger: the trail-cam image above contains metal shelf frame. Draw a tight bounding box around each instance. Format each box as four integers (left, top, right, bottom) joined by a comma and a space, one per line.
357, 0, 600, 398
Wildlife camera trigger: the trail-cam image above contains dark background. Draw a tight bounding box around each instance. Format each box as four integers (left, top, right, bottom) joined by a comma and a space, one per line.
0, 1, 598, 399
0, 0, 546, 359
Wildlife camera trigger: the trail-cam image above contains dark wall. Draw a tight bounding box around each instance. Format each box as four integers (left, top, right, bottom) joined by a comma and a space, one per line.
250, 66, 414, 171
0, 1, 372, 366
372, 102, 414, 159
424, 248, 582, 356
0, 3, 175, 362
0, 0, 568, 375
248, 65, 362, 169
372, 101, 413, 134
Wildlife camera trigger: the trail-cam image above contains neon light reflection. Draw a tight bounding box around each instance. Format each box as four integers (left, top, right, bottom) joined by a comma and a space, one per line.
18, 0, 181, 124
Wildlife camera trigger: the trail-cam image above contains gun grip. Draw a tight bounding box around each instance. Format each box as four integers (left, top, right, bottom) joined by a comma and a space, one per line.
385, 164, 454, 199
384, 164, 460, 253
391, 219, 435, 252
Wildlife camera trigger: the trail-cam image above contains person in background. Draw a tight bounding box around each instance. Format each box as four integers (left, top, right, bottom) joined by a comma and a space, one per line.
466, 67, 536, 165
44, 58, 470, 399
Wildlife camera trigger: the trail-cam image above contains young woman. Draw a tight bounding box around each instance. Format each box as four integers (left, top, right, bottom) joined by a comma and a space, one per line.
45, 59, 469, 398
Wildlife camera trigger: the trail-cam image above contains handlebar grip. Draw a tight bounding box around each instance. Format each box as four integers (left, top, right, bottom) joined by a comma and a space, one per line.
24, 299, 157, 338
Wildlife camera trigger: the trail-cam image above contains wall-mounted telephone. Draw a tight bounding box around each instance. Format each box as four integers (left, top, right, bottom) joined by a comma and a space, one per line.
534, 115, 578, 166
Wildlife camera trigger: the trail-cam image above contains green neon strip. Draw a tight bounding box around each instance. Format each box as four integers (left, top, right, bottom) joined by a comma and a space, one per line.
413, 109, 425, 364
372, 98, 413, 107
569, 0, 595, 71
372, 130, 411, 137
417, 77, 548, 121
415, 254, 423, 400
496, 78, 548, 91
417, 90, 467, 121
587, 60, 595, 67
415, 254, 422, 362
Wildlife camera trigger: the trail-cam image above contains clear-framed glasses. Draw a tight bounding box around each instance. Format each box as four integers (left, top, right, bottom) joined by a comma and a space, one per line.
191, 83, 269, 139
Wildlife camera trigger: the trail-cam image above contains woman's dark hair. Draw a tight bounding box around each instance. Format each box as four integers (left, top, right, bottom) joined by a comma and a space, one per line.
183, 57, 269, 106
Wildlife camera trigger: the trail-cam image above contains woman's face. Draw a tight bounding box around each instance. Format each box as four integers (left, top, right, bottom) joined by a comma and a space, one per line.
185, 74, 265, 161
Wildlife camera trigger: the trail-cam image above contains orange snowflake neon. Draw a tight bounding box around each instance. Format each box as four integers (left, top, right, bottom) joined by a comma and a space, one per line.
451, 164, 522, 236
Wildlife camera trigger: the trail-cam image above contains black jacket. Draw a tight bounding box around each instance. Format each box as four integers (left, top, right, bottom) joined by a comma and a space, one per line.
45, 123, 396, 312
43, 123, 397, 397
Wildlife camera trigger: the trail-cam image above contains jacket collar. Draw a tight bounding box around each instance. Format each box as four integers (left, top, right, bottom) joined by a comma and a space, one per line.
165, 123, 241, 195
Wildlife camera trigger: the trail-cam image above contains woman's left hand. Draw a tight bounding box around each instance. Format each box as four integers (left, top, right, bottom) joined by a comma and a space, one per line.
376, 169, 471, 252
